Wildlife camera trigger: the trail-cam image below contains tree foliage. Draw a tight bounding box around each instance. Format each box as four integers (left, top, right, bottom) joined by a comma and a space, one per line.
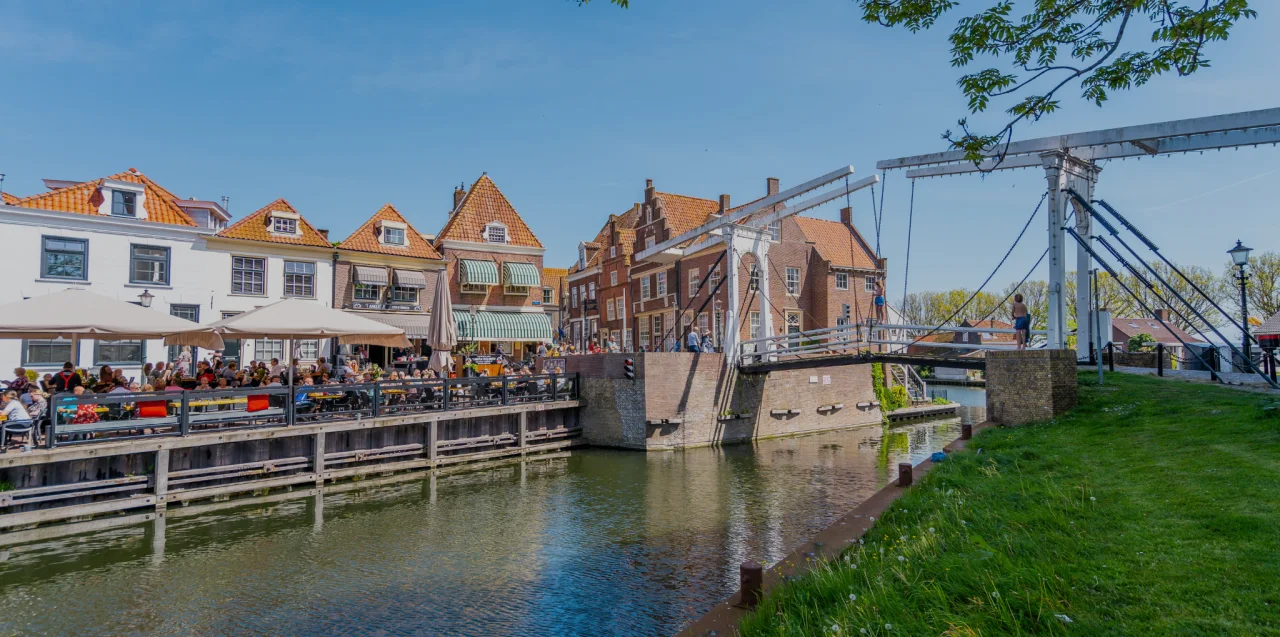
858, 1, 1257, 164
1220, 251, 1280, 320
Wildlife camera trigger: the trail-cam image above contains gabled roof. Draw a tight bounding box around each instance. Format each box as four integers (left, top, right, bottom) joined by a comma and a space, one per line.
542, 267, 569, 292
6, 168, 196, 226
1112, 316, 1205, 345
434, 174, 543, 249
1, 192, 20, 205
793, 216, 879, 270
338, 203, 442, 259
216, 198, 332, 247
652, 192, 719, 246
1258, 310, 1280, 337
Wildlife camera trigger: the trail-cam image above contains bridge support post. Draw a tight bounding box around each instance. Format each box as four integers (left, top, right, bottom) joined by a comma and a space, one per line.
1041, 151, 1101, 353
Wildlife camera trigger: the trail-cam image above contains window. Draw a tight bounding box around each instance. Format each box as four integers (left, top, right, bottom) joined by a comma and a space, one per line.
689, 269, 700, 298
572, 287, 579, 308
748, 265, 760, 291
22, 339, 77, 367
588, 282, 596, 300
486, 223, 508, 244
653, 314, 663, 349
865, 275, 876, 292
95, 340, 144, 365
231, 256, 266, 295
170, 304, 199, 323
382, 227, 405, 245
785, 267, 800, 295
354, 283, 381, 301
641, 277, 651, 300
256, 339, 284, 362
610, 271, 618, 287
284, 261, 315, 298
639, 318, 650, 349
130, 245, 170, 285
111, 190, 137, 217
272, 216, 297, 234
645, 236, 655, 250
610, 246, 617, 258
656, 272, 667, 297
714, 311, 724, 347
709, 267, 721, 291
578, 245, 587, 269
543, 287, 554, 305
391, 286, 418, 304
698, 312, 709, 334
785, 311, 802, 334
41, 236, 88, 280
298, 340, 320, 361
750, 311, 761, 339
767, 220, 781, 242
606, 298, 615, 321
461, 283, 488, 294
835, 272, 849, 290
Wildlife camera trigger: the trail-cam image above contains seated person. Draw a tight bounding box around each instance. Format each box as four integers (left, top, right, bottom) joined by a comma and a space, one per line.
8, 367, 30, 393
21, 386, 48, 421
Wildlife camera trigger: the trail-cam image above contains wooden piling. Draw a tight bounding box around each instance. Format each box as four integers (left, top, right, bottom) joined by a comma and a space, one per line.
739, 562, 763, 608
897, 462, 913, 487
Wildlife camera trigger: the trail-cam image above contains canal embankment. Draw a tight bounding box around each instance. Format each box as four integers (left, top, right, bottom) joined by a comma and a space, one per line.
733, 371, 1280, 636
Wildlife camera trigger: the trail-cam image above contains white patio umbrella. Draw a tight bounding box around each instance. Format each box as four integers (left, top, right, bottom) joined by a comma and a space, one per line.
424, 272, 456, 375
0, 288, 224, 352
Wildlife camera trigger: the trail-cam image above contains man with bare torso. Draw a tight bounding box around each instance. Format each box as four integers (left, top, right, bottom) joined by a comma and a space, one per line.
1011, 293, 1030, 351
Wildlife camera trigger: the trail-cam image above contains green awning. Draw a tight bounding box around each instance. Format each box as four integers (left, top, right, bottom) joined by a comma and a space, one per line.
503, 261, 541, 287
459, 259, 499, 286
454, 310, 553, 342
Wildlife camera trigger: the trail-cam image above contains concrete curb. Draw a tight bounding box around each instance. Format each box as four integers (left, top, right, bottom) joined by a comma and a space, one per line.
673, 421, 997, 637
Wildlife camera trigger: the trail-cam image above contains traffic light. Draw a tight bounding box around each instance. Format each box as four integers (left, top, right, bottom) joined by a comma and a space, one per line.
842, 304, 851, 322
624, 358, 635, 380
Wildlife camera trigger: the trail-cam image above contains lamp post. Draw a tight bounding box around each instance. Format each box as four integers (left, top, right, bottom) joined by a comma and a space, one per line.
1229, 240, 1253, 370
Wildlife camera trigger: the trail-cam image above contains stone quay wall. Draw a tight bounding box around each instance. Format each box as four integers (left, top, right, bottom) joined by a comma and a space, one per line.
985, 349, 1078, 425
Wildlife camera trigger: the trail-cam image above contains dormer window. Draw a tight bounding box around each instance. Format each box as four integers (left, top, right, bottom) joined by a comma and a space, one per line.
484, 221, 508, 244
578, 245, 587, 270
383, 227, 405, 245
273, 217, 297, 234
112, 191, 137, 217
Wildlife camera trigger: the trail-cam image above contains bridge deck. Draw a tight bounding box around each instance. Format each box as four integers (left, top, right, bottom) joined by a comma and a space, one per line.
739, 352, 986, 373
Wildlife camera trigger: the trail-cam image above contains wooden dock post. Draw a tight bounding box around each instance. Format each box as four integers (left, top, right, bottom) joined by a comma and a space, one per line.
519, 412, 528, 449
739, 562, 763, 608
428, 419, 439, 461
897, 462, 913, 487
313, 432, 326, 486
153, 449, 170, 512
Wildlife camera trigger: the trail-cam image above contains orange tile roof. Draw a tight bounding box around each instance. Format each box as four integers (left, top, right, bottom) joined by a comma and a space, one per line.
653, 192, 719, 246
216, 198, 332, 247
337, 203, 442, 259
1, 192, 20, 205
794, 216, 879, 270
434, 174, 543, 249
542, 267, 569, 292
7, 169, 196, 226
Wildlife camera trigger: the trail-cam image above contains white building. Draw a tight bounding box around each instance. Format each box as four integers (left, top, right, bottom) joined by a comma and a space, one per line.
0, 168, 333, 383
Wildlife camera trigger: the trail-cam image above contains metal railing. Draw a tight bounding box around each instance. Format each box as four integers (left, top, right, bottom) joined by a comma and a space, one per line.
41, 373, 580, 448
736, 321, 1051, 367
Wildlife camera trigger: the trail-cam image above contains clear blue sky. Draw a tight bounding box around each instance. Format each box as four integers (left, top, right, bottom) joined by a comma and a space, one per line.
2, 0, 1277, 299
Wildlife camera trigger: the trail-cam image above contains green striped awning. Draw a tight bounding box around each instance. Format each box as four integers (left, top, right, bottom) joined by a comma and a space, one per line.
459, 259, 499, 286
503, 261, 541, 287
454, 310, 553, 342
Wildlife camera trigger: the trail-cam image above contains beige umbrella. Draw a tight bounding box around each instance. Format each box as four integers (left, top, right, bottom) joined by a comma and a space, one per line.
166, 298, 410, 348
0, 288, 223, 350
424, 271, 456, 375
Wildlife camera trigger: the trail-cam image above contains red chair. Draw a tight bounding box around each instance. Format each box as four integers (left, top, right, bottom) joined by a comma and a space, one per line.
247, 394, 271, 413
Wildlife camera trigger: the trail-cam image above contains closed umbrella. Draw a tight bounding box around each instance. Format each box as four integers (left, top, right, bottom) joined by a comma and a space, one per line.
0, 288, 223, 350
424, 272, 456, 375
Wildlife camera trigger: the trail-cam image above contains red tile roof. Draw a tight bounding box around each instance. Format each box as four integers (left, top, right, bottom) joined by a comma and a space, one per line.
6, 169, 196, 226
1112, 317, 1205, 346
542, 267, 568, 295
337, 203, 442, 259
653, 192, 719, 246
434, 174, 543, 249
793, 216, 879, 270
216, 198, 332, 247
1, 192, 20, 205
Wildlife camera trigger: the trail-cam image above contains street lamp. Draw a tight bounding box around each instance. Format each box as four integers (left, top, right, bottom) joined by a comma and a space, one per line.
137, 289, 154, 308
1229, 240, 1253, 368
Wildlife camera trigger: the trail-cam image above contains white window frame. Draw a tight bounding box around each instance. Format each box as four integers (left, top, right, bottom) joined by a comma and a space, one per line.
572, 287, 579, 308
610, 271, 618, 287
749, 311, 761, 339
542, 287, 554, 305
588, 282, 596, 300
785, 267, 800, 296
461, 283, 489, 294
610, 245, 617, 258
865, 275, 876, 292
606, 298, 615, 321
656, 272, 667, 297
283, 260, 316, 298
639, 317, 650, 349
641, 277, 651, 301
272, 216, 298, 235
748, 265, 760, 291
767, 220, 781, 242
354, 283, 382, 302
381, 226, 406, 246
484, 221, 509, 244
689, 269, 700, 298
708, 266, 721, 291
231, 256, 266, 296
835, 272, 849, 290
645, 236, 655, 250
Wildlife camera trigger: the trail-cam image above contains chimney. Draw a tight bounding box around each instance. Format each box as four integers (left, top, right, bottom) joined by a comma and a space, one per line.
644, 178, 655, 202
452, 182, 467, 213
719, 194, 731, 214
317, 228, 330, 241
840, 206, 852, 226
766, 177, 779, 195
1153, 308, 1171, 322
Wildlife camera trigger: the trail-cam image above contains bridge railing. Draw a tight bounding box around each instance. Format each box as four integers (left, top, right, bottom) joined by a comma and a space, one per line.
736, 321, 1053, 366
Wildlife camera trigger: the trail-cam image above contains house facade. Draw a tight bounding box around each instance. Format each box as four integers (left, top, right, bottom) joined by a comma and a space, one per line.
433, 174, 554, 360
541, 267, 569, 343
1111, 309, 1205, 359
334, 203, 446, 368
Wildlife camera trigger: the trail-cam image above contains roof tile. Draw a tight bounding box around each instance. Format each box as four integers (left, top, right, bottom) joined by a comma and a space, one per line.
216, 198, 332, 247
7, 169, 195, 226
434, 175, 543, 248
337, 203, 442, 259
793, 216, 879, 270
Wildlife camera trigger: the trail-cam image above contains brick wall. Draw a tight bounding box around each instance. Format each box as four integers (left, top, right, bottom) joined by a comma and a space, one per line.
441, 248, 543, 307
333, 260, 441, 312
985, 349, 1078, 425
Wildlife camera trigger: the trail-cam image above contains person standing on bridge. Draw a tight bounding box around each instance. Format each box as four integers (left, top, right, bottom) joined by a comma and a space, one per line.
873, 279, 886, 324
1011, 293, 1030, 351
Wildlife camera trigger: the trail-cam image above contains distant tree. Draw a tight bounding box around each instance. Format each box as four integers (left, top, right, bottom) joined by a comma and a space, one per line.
1128, 332, 1157, 352
859, 1, 1258, 165
1220, 250, 1280, 320
1000, 279, 1048, 329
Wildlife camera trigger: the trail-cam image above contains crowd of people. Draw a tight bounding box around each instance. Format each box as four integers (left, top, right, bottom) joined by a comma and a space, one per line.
539, 326, 719, 356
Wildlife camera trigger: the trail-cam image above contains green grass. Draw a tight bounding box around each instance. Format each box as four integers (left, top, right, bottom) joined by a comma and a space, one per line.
740, 372, 1280, 636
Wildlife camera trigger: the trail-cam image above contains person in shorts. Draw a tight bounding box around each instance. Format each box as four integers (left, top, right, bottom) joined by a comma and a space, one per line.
1011, 293, 1030, 350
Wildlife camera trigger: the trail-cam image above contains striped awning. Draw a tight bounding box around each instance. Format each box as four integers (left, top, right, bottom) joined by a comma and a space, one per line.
503, 261, 541, 287
453, 310, 553, 343
347, 311, 432, 339
353, 265, 389, 286
459, 259, 499, 286
393, 269, 428, 289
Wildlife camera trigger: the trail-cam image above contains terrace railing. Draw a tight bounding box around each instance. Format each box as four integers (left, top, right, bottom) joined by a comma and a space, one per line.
42, 373, 580, 448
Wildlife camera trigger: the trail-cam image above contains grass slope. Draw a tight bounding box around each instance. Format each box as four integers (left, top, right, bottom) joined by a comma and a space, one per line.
741, 372, 1280, 636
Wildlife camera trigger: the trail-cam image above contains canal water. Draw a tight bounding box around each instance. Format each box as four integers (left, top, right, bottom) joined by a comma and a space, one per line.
0, 416, 977, 637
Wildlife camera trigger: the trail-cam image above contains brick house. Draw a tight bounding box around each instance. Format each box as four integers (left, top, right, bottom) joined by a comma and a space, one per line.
433, 174, 553, 360
541, 266, 569, 342
333, 203, 446, 367
1111, 309, 1204, 359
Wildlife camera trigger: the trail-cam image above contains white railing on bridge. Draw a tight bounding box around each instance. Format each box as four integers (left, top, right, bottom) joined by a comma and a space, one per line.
735, 321, 1049, 367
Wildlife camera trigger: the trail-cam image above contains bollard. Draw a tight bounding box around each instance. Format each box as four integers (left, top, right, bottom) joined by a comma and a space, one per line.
739, 562, 763, 608
1157, 343, 1164, 377
897, 462, 913, 487
961, 424, 972, 440
1107, 342, 1115, 372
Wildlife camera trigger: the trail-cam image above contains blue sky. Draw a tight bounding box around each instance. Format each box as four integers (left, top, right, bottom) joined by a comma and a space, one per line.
1, 0, 1277, 299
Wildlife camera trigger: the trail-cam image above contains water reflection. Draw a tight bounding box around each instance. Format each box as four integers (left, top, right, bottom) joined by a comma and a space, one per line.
0, 418, 963, 637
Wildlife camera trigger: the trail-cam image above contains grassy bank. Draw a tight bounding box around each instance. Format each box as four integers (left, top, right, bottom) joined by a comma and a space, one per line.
741, 372, 1280, 636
